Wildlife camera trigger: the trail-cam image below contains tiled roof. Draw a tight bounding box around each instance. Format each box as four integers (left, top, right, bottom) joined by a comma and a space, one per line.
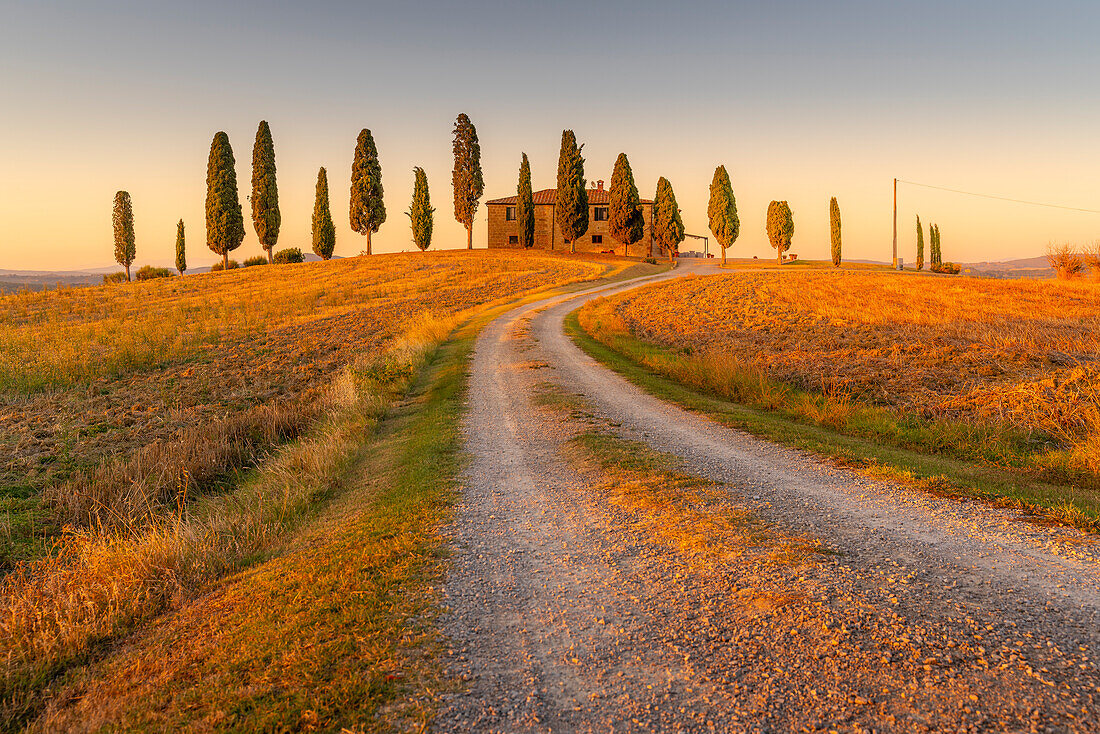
486, 188, 653, 206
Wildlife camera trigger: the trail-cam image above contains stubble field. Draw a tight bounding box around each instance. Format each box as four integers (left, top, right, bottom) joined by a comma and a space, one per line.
581, 270, 1100, 521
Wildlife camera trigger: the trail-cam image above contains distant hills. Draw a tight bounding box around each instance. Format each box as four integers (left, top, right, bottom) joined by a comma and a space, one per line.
0, 253, 341, 293
960, 255, 1054, 279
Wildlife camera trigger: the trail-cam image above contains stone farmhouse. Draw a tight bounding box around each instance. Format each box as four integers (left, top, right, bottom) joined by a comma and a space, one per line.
485, 180, 659, 256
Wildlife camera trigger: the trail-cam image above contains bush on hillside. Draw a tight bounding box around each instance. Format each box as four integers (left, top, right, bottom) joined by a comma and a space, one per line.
210, 260, 240, 272
103, 272, 128, 284
1084, 242, 1100, 281
273, 247, 304, 264
644, 256, 658, 265
135, 265, 174, 281
1047, 244, 1085, 280
930, 262, 960, 275
242, 255, 268, 267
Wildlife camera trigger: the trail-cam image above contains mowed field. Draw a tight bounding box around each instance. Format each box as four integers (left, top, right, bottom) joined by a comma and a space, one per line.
580, 270, 1100, 522
0, 251, 612, 564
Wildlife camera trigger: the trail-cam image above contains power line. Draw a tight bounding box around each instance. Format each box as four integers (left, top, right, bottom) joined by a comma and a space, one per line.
896, 179, 1100, 214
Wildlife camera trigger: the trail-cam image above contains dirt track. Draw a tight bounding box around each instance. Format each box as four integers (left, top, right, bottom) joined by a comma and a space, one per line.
436, 262, 1100, 733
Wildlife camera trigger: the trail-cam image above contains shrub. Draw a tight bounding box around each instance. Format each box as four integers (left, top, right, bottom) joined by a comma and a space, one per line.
930, 262, 960, 275
210, 260, 240, 272
1047, 243, 1085, 280
135, 266, 174, 281
273, 247, 304, 264
242, 255, 268, 267
644, 256, 658, 265
1084, 242, 1100, 281
102, 272, 128, 285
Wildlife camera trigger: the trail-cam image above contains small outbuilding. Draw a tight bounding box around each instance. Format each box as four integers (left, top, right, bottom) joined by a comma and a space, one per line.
485, 180, 658, 256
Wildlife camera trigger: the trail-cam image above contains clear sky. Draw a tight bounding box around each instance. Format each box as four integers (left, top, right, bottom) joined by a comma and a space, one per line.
2, 0, 1099, 270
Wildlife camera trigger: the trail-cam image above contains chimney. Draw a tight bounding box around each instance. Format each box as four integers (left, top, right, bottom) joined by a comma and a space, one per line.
596, 180, 604, 192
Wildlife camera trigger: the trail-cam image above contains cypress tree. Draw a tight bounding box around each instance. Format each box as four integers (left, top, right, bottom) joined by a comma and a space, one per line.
175, 219, 186, 275
707, 165, 739, 265
452, 113, 484, 250
407, 166, 434, 251
516, 153, 535, 249
916, 216, 924, 271
251, 120, 280, 264
350, 128, 386, 255
608, 153, 644, 257
312, 167, 336, 260
766, 200, 794, 264
112, 191, 136, 282
934, 224, 943, 265
205, 131, 245, 270
829, 197, 842, 267
652, 177, 685, 264
555, 130, 588, 253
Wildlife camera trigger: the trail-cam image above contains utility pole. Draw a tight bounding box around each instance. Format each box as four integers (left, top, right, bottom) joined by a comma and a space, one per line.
892, 177, 898, 269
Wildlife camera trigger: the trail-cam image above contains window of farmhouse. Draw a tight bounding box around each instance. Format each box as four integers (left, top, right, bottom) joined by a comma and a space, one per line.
505, 206, 516, 221
509, 235, 519, 244
592, 234, 603, 244
593, 207, 609, 221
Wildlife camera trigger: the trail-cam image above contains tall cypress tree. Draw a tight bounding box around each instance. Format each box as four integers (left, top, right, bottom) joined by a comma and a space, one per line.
766, 200, 794, 264
251, 120, 280, 263
608, 153, 644, 257
112, 190, 136, 282
555, 130, 588, 253
516, 153, 535, 249
707, 165, 739, 265
175, 219, 186, 275
452, 113, 484, 250
407, 166, 434, 251
312, 167, 336, 260
829, 197, 842, 267
350, 128, 386, 255
933, 224, 942, 265
652, 177, 685, 263
205, 131, 245, 270
916, 215, 925, 271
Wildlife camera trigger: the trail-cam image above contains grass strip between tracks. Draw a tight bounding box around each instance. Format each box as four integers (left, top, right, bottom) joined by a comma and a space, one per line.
565, 306, 1100, 534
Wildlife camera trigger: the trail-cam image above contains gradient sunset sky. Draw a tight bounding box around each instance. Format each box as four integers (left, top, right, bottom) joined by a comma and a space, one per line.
2, 0, 1099, 270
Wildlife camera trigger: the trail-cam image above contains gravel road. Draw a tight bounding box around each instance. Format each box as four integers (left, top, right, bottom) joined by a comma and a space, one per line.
436, 261, 1100, 733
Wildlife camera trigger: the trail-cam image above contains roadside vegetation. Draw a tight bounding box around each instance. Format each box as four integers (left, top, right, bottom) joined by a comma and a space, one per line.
573, 270, 1100, 528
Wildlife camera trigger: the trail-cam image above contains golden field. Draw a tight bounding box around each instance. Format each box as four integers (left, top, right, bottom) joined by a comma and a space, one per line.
581, 270, 1100, 515
0, 250, 612, 563
0, 250, 645, 726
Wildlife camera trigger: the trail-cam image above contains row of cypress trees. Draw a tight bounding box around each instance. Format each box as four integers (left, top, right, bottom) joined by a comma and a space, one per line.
513, 131, 685, 260
113, 115, 485, 274
111, 114, 862, 274
915, 216, 944, 270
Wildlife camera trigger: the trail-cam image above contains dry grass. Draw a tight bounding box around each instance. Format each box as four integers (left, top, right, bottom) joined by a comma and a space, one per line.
582, 271, 1100, 501
0, 314, 459, 725
0, 251, 612, 564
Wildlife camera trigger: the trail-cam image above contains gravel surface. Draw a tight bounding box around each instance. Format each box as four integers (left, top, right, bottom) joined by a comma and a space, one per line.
436, 261, 1100, 733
